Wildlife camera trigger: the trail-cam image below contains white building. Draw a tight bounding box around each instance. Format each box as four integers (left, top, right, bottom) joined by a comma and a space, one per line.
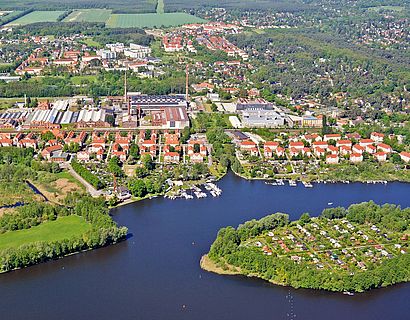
124, 44, 152, 59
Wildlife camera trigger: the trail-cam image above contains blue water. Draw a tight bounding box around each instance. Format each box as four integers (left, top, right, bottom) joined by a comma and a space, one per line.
0, 172, 409, 320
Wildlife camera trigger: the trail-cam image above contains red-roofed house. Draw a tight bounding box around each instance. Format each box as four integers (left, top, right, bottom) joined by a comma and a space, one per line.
240, 140, 257, 150
314, 147, 326, 158
366, 145, 377, 154
0, 138, 13, 147
359, 139, 374, 147
41, 144, 63, 160
289, 147, 301, 157
190, 153, 204, 163
377, 143, 392, 153
370, 132, 384, 143
164, 152, 180, 163
289, 141, 304, 150
302, 147, 312, 157
276, 147, 285, 157
399, 152, 410, 163
340, 145, 351, 156
350, 153, 363, 163
336, 140, 352, 148
352, 144, 365, 154
374, 152, 387, 162
323, 134, 341, 142
312, 141, 328, 150
326, 154, 339, 164
328, 145, 338, 155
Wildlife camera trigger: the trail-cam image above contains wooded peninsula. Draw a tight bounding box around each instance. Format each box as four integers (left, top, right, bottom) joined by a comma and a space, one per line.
202, 202, 409, 292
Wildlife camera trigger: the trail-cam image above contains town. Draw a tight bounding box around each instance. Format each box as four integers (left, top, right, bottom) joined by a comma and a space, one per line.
0, 1, 409, 313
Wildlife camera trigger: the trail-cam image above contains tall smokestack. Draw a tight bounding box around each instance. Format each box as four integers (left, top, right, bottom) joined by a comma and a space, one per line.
124, 71, 130, 116
185, 64, 189, 102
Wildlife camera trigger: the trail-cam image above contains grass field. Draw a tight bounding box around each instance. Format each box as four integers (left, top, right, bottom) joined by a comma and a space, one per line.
106, 12, 205, 28
0, 215, 91, 251
70, 75, 98, 85
63, 9, 111, 23
6, 11, 66, 26
80, 38, 102, 48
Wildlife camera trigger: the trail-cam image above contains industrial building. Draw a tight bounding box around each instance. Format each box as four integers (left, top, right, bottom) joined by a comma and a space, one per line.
235, 98, 274, 111
241, 110, 285, 128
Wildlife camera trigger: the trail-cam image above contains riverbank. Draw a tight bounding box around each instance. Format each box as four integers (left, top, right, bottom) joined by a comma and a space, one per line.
200, 254, 241, 276
233, 168, 410, 184
200, 254, 287, 287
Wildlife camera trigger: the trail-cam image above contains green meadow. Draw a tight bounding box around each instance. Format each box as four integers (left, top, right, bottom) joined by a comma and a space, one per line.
0, 215, 91, 251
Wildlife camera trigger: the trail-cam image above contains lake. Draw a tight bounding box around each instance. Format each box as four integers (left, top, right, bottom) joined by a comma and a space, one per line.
0, 172, 409, 320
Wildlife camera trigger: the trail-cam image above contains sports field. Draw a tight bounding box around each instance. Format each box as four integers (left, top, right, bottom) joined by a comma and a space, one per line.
6, 10, 65, 26
63, 9, 112, 23
0, 215, 91, 251
106, 12, 205, 28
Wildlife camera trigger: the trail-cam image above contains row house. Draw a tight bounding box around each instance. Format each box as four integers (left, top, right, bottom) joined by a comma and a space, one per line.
64, 131, 88, 146
314, 147, 326, 158
263, 141, 279, 158
41, 144, 63, 160
140, 145, 156, 159
0, 138, 13, 147
164, 152, 180, 163
111, 143, 128, 162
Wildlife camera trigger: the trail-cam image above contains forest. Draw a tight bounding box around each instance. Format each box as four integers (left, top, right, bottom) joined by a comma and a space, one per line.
230, 28, 409, 114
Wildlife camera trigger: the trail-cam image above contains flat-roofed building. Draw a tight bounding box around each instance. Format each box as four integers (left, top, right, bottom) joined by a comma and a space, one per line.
241, 110, 285, 128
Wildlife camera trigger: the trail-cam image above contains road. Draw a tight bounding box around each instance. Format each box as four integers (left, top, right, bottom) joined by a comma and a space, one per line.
62, 163, 105, 198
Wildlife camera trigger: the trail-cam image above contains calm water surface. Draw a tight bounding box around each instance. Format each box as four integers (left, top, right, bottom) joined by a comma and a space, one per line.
1, 172, 409, 320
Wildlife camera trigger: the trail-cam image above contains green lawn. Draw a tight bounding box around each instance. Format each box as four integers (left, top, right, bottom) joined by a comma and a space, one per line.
80, 38, 101, 48
63, 9, 111, 23
6, 11, 65, 26
106, 12, 205, 28
70, 75, 98, 85
0, 215, 91, 251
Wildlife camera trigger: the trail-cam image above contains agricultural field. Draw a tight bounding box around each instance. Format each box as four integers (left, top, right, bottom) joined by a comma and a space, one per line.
0, 215, 91, 251
6, 11, 65, 26
63, 9, 112, 23
0, 10, 22, 25
106, 12, 205, 28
